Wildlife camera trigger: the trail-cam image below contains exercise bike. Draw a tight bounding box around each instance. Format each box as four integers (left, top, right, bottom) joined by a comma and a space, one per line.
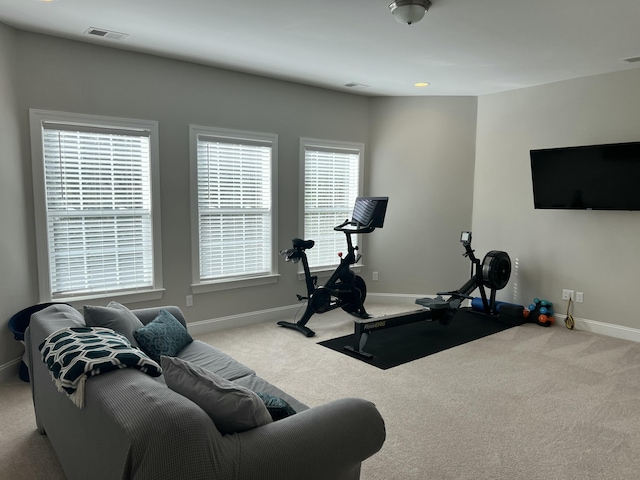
277, 197, 389, 337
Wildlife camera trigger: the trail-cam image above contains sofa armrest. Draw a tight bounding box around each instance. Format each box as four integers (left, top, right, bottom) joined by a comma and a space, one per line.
233, 397, 386, 480
131, 306, 187, 328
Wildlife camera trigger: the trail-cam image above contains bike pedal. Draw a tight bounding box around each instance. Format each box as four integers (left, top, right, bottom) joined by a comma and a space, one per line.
296, 295, 308, 301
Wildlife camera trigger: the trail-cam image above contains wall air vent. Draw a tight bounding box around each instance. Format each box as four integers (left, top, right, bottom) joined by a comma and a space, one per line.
85, 27, 129, 41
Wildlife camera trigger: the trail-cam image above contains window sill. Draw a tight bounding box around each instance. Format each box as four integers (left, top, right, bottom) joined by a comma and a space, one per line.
192, 274, 280, 294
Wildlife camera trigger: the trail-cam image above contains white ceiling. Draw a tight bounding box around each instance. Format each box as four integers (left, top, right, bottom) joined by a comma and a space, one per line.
1, 0, 639, 96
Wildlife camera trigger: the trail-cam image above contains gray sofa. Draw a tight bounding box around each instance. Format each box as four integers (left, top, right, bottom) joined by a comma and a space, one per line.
25, 304, 386, 480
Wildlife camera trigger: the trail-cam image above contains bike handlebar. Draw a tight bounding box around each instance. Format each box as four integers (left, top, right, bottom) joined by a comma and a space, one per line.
333, 219, 376, 234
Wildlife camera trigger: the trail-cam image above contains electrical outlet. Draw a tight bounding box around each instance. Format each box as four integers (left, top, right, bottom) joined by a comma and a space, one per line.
372, 271, 379, 281
575, 292, 584, 303
562, 289, 574, 301
186, 295, 193, 307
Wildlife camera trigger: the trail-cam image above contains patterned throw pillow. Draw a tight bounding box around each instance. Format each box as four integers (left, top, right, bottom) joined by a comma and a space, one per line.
133, 310, 193, 362
255, 392, 297, 420
39, 326, 161, 408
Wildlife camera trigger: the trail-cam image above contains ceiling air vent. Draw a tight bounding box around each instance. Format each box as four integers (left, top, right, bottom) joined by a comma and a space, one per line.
85, 27, 129, 41
344, 82, 370, 89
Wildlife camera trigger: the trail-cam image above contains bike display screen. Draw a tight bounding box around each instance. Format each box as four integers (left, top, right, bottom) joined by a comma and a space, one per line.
352, 197, 389, 228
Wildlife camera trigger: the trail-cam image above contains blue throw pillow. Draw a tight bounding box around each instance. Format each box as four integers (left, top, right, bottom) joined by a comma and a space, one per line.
255, 392, 297, 421
133, 310, 193, 362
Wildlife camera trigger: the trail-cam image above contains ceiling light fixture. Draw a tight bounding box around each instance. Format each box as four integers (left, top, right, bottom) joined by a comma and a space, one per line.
388, 0, 432, 25
414, 82, 430, 87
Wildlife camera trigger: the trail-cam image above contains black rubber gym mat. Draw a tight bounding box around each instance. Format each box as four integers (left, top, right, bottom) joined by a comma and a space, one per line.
317, 308, 517, 370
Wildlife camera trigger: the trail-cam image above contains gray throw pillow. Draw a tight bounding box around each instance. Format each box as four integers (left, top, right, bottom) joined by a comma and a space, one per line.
161, 356, 273, 435
133, 310, 193, 362
84, 302, 144, 347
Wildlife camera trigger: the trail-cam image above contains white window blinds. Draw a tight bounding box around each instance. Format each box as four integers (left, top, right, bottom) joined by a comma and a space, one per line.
303, 143, 361, 269
41, 123, 155, 297
196, 134, 273, 281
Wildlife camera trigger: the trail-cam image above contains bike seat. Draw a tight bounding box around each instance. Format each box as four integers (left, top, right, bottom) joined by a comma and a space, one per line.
292, 238, 315, 250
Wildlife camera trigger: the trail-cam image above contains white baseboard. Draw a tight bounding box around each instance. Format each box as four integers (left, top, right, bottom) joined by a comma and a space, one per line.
0, 357, 22, 384
369, 293, 640, 343
5, 300, 640, 384
186, 304, 302, 336
186, 295, 429, 337
187, 293, 640, 343
555, 314, 640, 343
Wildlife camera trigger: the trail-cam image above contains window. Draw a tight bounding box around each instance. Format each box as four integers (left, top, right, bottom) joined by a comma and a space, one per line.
301, 138, 363, 269
190, 126, 278, 292
30, 110, 163, 302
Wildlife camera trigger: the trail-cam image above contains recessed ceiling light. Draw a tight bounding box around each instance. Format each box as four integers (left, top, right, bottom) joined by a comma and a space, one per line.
414, 82, 430, 87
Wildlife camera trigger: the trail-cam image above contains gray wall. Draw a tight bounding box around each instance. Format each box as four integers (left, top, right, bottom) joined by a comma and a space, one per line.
0, 28, 371, 368
365, 97, 477, 295
0, 23, 33, 363
4, 22, 640, 371
474, 68, 640, 328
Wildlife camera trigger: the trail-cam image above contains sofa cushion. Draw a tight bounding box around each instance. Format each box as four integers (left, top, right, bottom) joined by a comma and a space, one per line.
84, 302, 144, 347
132, 306, 188, 329
161, 356, 273, 435
177, 340, 255, 381
134, 310, 193, 362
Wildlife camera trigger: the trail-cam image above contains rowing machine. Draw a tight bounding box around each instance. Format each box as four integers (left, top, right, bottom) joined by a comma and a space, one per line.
344, 231, 512, 358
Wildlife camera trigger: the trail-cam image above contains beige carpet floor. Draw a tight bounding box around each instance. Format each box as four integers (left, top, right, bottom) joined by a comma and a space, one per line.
3, 303, 640, 479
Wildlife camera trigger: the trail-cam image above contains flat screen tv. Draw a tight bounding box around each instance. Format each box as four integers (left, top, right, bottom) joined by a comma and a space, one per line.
530, 141, 640, 210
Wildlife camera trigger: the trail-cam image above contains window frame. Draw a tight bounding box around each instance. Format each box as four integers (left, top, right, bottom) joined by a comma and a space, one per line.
30, 109, 164, 303
299, 137, 364, 274
189, 125, 279, 293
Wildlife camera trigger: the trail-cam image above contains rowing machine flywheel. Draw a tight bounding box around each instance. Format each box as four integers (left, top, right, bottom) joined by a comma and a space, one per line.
481, 250, 511, 290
